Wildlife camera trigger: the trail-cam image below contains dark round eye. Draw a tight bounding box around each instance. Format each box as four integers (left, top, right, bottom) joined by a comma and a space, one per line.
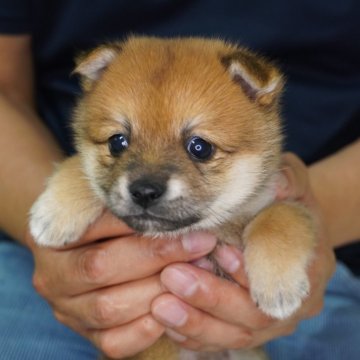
108, 134, 129, 156
186, 136, 214, 160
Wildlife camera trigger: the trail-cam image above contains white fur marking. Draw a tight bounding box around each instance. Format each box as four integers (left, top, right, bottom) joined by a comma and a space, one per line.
229, 63, 279, 95
166, 177, 186, 201
79, 48, 117, 80
117, 174, 130, 201
198, 155, 264, 228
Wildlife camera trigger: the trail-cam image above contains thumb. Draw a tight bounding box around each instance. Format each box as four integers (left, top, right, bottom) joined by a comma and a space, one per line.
276, 153, 309, 201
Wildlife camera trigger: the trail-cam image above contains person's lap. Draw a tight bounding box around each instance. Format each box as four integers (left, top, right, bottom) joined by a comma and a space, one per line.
266, 260, 360, 359
0, 235, 99, 360
1, 234, 359, 360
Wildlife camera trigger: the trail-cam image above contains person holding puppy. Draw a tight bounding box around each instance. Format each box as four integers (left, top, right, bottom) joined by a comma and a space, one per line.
0, 1, 359, 359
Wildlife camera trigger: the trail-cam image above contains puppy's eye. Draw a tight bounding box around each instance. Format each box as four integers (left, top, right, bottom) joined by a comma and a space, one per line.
186, 136, 214, 161
108, 134, 129, 156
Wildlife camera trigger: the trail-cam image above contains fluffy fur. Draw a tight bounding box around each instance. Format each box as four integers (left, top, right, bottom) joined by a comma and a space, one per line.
30, 36, 315, 360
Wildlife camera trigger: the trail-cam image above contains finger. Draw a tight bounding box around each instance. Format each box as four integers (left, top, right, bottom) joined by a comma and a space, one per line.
213, 245, 249, 288
294, 239, 334, 320
244, 320, 298, 349
191, 257, 216, 273
34, 231, 216, 296
90, 314, 164, 359
53, 310, 88, 337
57, 275, 163, 329
59, 277, 162, 330
152, 294, 253, 351
277, 152, 309, 201
160, 263, 273, 330
62, 210, 135, 249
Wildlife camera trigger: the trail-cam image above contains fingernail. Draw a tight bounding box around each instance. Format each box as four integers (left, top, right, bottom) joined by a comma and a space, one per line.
161, 267, 199, 297
215, 246, 241, 273
165, 328, 187, 342
181, 232, 217, 253
153, 300, 188, 327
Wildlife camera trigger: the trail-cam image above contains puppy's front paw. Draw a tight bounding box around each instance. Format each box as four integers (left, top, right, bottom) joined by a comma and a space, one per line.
243, 202, 315, 319
247, 260, 310, 319
29, 157, 104, 247
30, 186, 103, 247
29, 194, 72, 247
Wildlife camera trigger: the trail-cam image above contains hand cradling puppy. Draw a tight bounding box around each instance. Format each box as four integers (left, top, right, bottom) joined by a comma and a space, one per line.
30, 36, 315, 360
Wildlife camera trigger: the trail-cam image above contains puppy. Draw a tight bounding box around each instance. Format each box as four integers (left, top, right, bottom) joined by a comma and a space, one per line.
30, 36, 315, 360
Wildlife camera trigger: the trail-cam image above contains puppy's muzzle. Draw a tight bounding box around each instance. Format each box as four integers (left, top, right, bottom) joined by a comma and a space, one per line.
129, 178, 165, 208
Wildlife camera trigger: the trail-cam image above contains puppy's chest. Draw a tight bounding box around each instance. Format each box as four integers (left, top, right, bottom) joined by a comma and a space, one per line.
210, 182, 277, 248
214, 220, 248, 248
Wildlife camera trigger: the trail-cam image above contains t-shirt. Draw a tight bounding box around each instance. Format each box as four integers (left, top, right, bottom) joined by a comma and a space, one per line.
0, 0, 359, 270
1, 0, 359, 160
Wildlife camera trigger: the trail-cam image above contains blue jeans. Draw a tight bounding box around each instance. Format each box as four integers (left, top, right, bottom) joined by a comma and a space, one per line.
0, 236, 99, 359
1, 235, 360, 359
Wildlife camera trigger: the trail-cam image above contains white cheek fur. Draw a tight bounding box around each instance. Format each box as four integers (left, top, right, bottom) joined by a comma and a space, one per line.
116, 174, 130, 201
165, 177, 187, 201
81, 148, 273, 232
197, 155, 270, 228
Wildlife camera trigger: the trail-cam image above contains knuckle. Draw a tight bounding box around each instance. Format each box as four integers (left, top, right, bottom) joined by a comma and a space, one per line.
250, 315, 275, 331
96, 316, 163, 359
137, 316, 163, 340
186, 313, 207, 339
149, 237, 178, 262
98, 334, 121, 359
79, 248, 106, 283
201, 290, 221, 312
231, 331, 253, 349
53, 310, 66, 325
92, 294, 115, 325
32, 273, 46, 295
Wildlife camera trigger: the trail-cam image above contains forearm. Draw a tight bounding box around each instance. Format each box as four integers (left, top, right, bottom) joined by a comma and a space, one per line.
309, 140, 360, 248
0, 93, 64, 244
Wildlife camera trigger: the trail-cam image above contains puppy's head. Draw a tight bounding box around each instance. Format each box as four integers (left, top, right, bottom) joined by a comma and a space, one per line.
73, 36, 283, 234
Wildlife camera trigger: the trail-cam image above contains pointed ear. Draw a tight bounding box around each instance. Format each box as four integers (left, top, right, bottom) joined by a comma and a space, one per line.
73, 43, 122, 91
221, 49, 284, 106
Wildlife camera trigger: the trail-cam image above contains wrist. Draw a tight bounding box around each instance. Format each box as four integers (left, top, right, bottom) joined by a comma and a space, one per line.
309, 141, 360, 248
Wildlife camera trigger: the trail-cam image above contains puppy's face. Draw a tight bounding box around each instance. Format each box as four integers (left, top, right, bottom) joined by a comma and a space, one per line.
74, 37, 283, 233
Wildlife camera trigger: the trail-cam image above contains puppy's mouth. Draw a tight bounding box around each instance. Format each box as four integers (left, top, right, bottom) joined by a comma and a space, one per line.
121, 213, 200, 233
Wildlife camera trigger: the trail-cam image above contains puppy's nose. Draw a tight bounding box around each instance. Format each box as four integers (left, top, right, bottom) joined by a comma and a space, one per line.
129, 180, 165, 208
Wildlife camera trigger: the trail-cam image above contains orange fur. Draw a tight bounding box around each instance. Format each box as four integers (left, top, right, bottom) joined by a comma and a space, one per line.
30, 37, 315, 360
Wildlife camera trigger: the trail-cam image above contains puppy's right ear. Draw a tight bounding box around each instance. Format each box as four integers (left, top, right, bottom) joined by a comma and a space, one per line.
73, 43, 122, 91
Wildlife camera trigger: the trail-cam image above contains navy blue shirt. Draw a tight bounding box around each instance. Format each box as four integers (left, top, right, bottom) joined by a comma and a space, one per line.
0, 0, 359, 269
0, 0, 359, 159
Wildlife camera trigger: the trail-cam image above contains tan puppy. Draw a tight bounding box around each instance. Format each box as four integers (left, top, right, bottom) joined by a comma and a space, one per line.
29, 36, 315, 360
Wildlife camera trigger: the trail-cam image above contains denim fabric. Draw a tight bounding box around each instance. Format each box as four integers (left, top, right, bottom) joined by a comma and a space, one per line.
1, 235, 359, 359
0, 237, 99, 359
266, 262, 360, 360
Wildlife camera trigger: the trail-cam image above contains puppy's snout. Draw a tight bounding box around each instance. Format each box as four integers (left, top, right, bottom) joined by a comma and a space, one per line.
129, 179, 165, 208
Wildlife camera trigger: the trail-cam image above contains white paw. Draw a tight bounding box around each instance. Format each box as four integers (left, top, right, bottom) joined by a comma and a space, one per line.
29, 187, 103, 247
248, 265, 310, 319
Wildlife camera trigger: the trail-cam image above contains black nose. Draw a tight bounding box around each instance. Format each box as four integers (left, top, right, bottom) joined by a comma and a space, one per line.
129, 180, 165, 208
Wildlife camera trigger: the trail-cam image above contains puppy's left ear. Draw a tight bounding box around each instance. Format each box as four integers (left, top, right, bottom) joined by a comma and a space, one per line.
73, 43, 122, 91
221, 49, 284, 106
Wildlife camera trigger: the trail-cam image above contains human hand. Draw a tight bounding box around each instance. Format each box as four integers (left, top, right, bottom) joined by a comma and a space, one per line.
151, 152, 336, 352
27, 211, 217, 359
